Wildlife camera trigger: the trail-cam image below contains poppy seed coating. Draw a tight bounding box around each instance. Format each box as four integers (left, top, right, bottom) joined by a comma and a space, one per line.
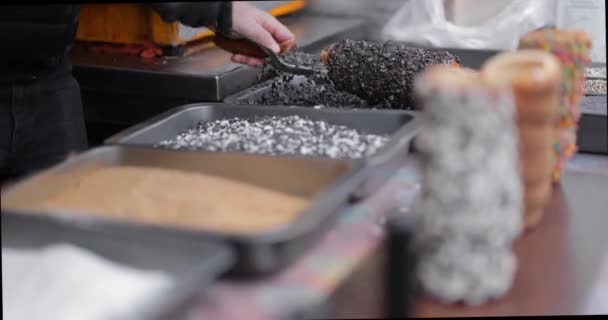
248, 50, 369, 108
324, 39, 460, 109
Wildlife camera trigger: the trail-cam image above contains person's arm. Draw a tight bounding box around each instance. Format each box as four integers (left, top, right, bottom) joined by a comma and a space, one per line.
152, 2, 295, 67
151, 2, 232, 34
228, 2, 295, 67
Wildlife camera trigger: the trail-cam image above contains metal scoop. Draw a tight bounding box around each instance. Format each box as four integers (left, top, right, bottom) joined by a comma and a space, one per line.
212, 35, 316, 76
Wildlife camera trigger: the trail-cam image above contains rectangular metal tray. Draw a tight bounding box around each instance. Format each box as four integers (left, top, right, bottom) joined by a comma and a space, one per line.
578, 95, 608, 154
1, 145, 366, 276
223, 47, 605, 156
104, 103, 420, 199
1, 211, 233, 320
223, 48, 502, 107
224, 50, 603, 109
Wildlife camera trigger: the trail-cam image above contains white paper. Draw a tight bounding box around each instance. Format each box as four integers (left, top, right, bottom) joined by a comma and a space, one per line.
2, 244, 171, 320
557, 0, 607, 63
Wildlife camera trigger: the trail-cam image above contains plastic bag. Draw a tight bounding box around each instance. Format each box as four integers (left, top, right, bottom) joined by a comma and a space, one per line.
556, 0, 606, 63
380, 0, 557, 51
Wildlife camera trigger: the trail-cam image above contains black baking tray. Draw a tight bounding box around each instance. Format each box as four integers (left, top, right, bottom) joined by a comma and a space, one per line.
223, 49, 601, 108
578, 61, 606, 154
104, 103, 420, 199
1, 145, 367, 276
578, 95, 608, 154
222, 48, 501, 106
1, 211, 233, 320
222, 48, 605, 157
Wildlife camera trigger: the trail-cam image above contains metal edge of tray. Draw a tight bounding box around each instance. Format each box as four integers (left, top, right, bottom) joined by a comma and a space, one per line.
578, 95, 608, 154
0, 211, 235, 320
354, 111, 421, 200
1, 145, 368, 276
589, 62, 606, 68
222, 76, 284, 104
104, 103, 421, 198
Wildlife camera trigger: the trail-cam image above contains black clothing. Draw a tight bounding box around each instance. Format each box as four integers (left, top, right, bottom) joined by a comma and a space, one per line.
0, 73, 87, 184
0, 5, 80, 84
0, 3, 231, 183
0, 3, 232, 84
152, 2, 233, 34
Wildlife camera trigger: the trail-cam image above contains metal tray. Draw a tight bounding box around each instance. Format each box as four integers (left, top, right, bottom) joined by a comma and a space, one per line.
1, 146, 366, 276
578, 95, 608, 154
104, 103, 420, 199
567, 62, 605, 154
1, 211, 233, 320
225, 51, 603, 108
223, 48, 502, 106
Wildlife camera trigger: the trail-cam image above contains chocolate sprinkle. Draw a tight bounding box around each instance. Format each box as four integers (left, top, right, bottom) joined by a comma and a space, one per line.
157, 115, 388, 159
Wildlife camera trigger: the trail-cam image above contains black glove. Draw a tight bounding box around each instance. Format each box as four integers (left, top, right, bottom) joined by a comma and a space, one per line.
151, 2, 232, 35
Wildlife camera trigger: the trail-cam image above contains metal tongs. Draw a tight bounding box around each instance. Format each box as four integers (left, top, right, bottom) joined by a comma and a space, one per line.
212, 35, 316, 76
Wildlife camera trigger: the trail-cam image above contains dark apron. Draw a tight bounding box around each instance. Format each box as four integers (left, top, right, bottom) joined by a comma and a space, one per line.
0, 71, 88, 184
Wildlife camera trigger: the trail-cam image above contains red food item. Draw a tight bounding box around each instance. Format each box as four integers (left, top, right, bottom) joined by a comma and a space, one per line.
83, 41, 163, 58
140, 48, 162, 59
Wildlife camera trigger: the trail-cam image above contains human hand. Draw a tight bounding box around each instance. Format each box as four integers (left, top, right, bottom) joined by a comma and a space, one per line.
229, 2, 295, 67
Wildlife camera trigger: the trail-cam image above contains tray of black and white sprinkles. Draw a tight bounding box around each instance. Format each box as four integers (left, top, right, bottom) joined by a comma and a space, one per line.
105, 103, 420, 198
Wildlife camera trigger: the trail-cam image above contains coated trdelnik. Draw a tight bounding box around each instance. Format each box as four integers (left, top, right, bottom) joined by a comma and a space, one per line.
412, 66, 523, 305
323, 39, 460, 109
250, 51, 369, 108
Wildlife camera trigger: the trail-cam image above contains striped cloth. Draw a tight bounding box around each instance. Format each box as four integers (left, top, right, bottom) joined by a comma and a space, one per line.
188, 154, 608, 320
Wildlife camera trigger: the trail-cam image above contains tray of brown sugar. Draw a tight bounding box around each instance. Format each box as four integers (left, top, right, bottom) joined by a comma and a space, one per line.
1, 145, 367, 275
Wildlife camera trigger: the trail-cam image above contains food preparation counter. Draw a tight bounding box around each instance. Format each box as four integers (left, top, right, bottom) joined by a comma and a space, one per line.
333, 154, 608, 317
160, 153, 606, 319
71, 15, 367, 145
